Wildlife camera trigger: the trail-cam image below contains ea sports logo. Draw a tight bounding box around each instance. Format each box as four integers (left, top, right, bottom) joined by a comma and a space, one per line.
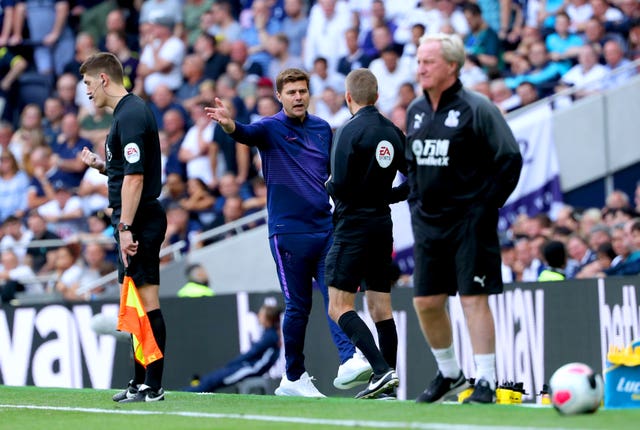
124, 143, 141, 164
376, 140, 394, 168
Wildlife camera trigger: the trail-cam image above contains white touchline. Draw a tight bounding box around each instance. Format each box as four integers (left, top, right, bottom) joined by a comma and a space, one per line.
0, 404, 572, 430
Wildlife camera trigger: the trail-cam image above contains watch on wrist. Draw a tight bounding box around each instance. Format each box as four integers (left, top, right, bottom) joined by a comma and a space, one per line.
118, 222, 132, 232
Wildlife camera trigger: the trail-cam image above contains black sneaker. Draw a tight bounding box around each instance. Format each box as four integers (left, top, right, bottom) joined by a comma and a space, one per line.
112, 380, 139, 402
416, 371, 469, 403
119, 384, 165, 403
373, 386, 397, 401
463, 379, 495, 404
355, 369, 399, 399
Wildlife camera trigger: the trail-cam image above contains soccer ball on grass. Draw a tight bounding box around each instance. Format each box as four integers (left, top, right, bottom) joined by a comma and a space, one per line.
549, 362, 604, 415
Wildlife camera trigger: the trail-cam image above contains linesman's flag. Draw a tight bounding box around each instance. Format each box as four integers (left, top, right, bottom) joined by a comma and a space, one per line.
117, 276, 163, 367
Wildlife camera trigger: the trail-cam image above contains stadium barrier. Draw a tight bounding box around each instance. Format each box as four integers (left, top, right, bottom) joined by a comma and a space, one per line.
1, 277, 638, 402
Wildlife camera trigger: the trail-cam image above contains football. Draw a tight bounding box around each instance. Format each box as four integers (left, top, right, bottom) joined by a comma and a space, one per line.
549, 362, 604, 415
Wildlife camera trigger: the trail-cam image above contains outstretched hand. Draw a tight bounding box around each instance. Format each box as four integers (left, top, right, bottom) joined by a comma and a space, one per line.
204, 98, 236, 134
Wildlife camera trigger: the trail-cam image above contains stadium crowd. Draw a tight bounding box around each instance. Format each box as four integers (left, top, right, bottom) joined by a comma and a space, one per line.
1, 0, 640, 303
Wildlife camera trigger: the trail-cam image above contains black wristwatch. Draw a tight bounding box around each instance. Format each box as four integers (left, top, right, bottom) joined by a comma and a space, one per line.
117, 222, 132, 232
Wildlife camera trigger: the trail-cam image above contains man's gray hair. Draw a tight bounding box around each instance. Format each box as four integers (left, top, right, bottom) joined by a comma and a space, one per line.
419, 33, 466, 76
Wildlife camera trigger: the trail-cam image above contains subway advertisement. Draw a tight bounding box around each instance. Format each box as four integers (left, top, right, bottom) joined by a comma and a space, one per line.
1, 277, 638, 401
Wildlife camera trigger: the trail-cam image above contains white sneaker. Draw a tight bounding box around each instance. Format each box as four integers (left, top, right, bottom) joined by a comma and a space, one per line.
274, 371, 326, 398
333, 353, 373, 389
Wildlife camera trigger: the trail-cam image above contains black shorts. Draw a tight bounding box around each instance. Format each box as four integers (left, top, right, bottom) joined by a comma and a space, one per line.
411, 204, 503, 297
325, 216, 394, 294
114, 200, 167, 286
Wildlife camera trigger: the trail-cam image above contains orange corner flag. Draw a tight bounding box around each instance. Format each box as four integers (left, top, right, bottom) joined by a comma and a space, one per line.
117, 276, 163, 367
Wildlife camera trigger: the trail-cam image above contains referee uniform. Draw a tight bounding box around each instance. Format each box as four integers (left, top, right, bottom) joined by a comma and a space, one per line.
326, 104, 408, 293
106, 93, 167, 286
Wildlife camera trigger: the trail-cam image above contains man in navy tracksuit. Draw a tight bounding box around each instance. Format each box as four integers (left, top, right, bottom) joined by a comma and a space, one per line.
206, 68, 371, 397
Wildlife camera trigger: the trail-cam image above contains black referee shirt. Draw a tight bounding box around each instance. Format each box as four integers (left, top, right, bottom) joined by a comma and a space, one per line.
328, 105, 408, 220
105, 94, 162, 212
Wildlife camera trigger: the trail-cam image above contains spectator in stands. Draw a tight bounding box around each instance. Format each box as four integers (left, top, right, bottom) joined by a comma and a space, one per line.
139, 0, 184, 38
42, 97, 64, 146
104, 30, 139, 91
178, 102, 217, 189
177, 263, 214, 298
304, 0, 351, 72
161, 108, 188, 180
389, 105, 407, 134
185, 302, 281, 393
459, 54, 489, 88
194, 32, 230, 82
49, 243, 85, 301
590, 0, 625, 28
545, 12, 584, 67
505, 41, 568, 96
635, 181, 640, 214
0, 44, 27, 122
566, 233, 598, 278
312, 87, 350, 131
0, 248, 42, 303
183, 0, 214, 47
609, 222, 631, 268
239, 0, 281, 76
515, 81, 540, 107
229, 39, 264, 78
63, 32, 98, 79
369, 44, 414, 116
99, 8, 140, 54
281, 0, 307, 62
490, 79, 521, 113
500, 239, 516, 283
605, 218, 640, 276
565, 0, 594, 33
50, 113, 90, 188
250, 93, 281, 124
136, 14, 186, 97
176, 54, 207, 112
605, 188, 632, 210
309, 57, 345, 97
148, 84, 190, 131
0, 121, 15, 160
588, 223, 611, 250
337, 27, 372, 77
17, 0, 75, 76
602, 39, 637, 89
0, 214, 31, 261
503, 25, 543, 69
610, 0, 640, 37
55, 73, 80, 115
160, 172, 188, 209
362, 1, 398, 59
25, 145, 59, 211
462, 2, 501, 75
10, 104, 45, 168
242, 176, 267, 215
37, 180, 83, 239
514, 237, 543, 281
0, 0, 15, 47
579, 207, 604, 236
583, 17, 627, 61
24, 210, 60, 274
180, 177, 217, 230
163, 203, 200, 254
79, 105, 112, 149
77, 242, 116, 299
556, 44, 608, 98
266, 33, 304, 84
0, 150, 29, 221
208, 0, 242, 54
538, 240, 568, 281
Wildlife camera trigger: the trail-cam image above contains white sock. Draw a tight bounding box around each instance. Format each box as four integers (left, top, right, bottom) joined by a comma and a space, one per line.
474, 353, 496, 390
432, 346, 460, 379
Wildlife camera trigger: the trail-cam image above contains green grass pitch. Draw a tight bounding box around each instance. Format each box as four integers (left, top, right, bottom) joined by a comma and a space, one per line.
1, 385, 638, 430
